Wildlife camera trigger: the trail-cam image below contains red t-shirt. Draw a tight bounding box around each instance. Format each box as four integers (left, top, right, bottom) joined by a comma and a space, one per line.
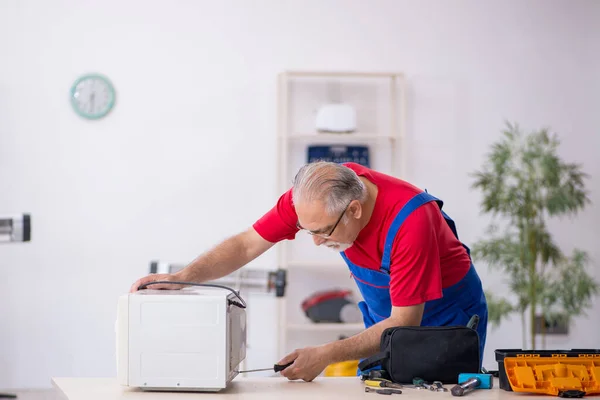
252, 163, 471, 307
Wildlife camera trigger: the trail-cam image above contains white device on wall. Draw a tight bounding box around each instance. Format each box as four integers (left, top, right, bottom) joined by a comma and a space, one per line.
0, 214, 31, 243
315, 103, 357, 133
116, 288, 247, 392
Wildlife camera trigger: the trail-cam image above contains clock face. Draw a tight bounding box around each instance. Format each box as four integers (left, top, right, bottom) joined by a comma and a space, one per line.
70, 74, 115, 119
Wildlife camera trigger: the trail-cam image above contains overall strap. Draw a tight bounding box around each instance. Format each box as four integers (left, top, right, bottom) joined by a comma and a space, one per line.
381, 192, 441, 272
441, 209, 472, 258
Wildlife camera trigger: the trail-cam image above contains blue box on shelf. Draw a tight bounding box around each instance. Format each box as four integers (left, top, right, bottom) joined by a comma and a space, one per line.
307, 145, 370, 168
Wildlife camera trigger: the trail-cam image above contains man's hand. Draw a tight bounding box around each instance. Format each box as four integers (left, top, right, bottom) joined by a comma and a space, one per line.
129, 273, 186, 293
277, 346, 330, 382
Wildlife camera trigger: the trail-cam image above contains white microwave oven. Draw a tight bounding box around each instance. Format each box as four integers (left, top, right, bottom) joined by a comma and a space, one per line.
115, 288, 247, 392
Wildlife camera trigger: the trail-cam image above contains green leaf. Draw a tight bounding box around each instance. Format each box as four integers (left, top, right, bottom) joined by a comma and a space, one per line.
484, 291, 515, 328
470, 122, 599, 338
552, 249, 599, 316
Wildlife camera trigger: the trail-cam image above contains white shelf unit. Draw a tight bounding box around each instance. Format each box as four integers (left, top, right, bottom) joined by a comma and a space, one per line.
275, 70, 406, 359
288, 133, 396, 142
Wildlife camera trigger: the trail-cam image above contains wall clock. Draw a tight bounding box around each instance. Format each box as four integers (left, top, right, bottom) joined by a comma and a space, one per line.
70, 73, 116, 119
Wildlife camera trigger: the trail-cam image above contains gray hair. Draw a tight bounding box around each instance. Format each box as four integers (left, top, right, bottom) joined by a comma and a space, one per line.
292, 161, 367, 216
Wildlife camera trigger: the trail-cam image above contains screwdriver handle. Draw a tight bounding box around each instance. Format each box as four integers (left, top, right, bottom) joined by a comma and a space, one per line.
274, 362, 294, 372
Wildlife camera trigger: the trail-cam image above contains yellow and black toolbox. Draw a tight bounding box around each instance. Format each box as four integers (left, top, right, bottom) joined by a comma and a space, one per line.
495, 349, 600, 397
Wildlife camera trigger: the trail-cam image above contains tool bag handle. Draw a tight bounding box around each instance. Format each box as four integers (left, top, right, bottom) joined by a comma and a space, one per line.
358, 351, 389, 371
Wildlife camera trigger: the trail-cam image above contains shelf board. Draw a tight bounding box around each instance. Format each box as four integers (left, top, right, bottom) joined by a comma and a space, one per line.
284, 133, 396, 142
287, 323, 364, 332
282, 71, 403, 78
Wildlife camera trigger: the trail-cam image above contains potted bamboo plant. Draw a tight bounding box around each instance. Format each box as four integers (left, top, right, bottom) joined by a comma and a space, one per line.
471, 122, 598, 350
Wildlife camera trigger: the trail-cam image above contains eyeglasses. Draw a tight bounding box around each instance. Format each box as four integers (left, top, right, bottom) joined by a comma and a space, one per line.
296, 202, 351, 239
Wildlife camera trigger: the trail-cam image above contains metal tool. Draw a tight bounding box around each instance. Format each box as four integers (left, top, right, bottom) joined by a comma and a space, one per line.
361, 370, 392, 381
238, 362, 294, 374
412, 377, 433, 390
365, 387, 402, 395
432, 381, 448, 392
365, 380, 403, 389
413, 377, 447, 392
451, 373, 493, 396
481, 366, 499, 377
466, 314, 479, 330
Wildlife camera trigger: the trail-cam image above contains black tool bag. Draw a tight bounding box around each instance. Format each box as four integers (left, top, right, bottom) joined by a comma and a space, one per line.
357, 325, 480, 384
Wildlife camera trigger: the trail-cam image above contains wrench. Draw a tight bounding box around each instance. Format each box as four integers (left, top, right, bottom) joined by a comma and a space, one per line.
412, 377, 430, 390
413, 377, 445, 392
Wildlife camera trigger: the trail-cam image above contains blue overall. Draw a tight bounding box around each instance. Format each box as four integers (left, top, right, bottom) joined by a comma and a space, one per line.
340, 192, 488, 372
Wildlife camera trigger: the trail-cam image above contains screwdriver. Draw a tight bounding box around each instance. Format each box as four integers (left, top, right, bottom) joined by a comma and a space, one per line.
365, 387, 402, 395
238, 362, 294, 373
365, 380, 403, 389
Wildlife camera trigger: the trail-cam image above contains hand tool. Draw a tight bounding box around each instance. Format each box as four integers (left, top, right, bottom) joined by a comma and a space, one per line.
361, 370, 392, 381
368, 379, 422, 390
238, 362, 294, 373
365, 387, 402, 395
365, 380, 403, 389
432, 381, 448, 392
466, 314, 479, 330
402, 385, 424, 390
481, 366, 499, 377
412, 377, 433, 391
451, 373, 493, 396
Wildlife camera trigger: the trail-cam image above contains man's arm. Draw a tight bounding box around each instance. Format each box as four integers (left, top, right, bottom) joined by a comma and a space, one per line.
130, 227, 274, 292
278, 304, 424, 381
325, 303, 424, 362
176, 227, 275, 282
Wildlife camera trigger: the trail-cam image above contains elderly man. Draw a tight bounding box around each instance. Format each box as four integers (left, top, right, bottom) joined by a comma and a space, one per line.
131, 161, 488, 382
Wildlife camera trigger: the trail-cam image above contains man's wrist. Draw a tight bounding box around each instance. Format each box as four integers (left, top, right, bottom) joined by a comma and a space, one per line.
322, 340, 344, 364
173, 267, 196, 282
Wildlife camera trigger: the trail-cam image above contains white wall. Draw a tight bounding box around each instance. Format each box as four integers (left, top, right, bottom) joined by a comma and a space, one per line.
1, 0, 599, 389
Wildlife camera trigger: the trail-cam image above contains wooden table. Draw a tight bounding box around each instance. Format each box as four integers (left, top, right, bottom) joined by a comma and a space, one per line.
52, 376, 549, 399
